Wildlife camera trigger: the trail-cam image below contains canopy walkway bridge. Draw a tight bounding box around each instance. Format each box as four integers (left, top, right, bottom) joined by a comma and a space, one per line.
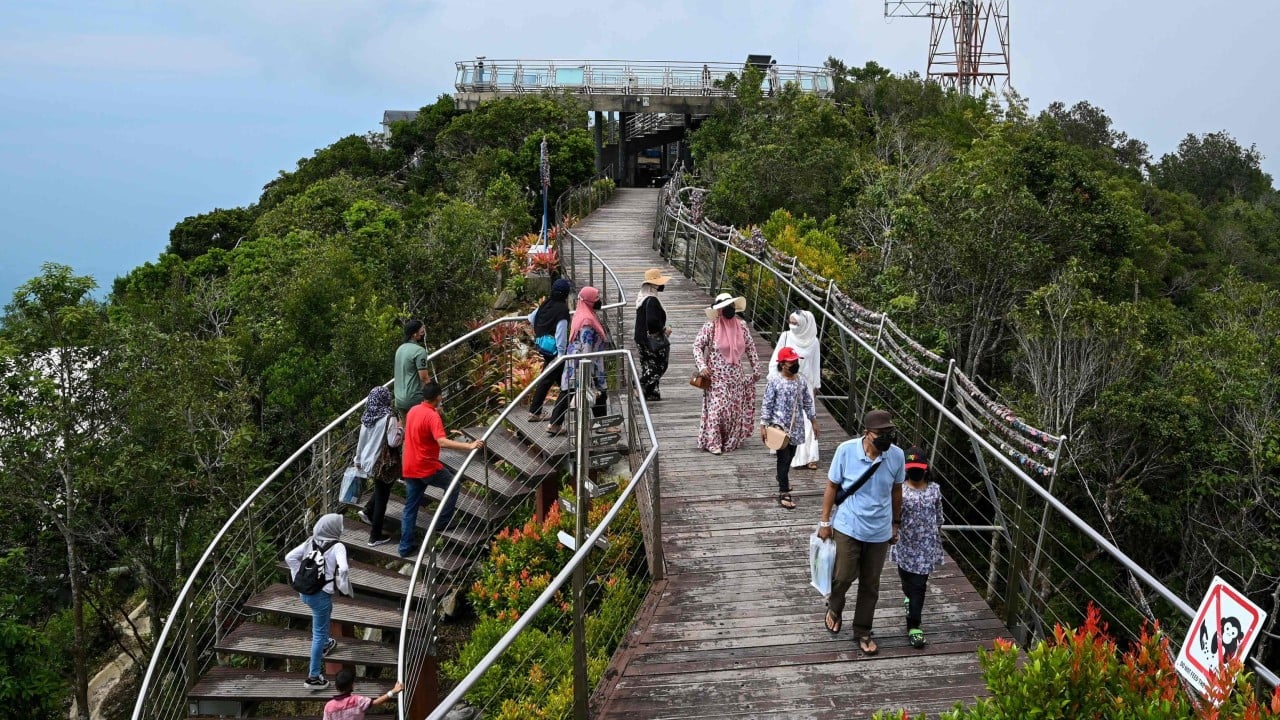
133, 177, 1277, 720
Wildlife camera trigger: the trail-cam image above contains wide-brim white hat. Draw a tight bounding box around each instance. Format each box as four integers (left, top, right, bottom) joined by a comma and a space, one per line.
705, 292, 746, 320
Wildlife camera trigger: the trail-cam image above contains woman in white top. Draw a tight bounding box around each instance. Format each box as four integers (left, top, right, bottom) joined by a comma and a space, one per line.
285, 513, 352, 690
768, 310, 822, 468
352, 386, 403, 546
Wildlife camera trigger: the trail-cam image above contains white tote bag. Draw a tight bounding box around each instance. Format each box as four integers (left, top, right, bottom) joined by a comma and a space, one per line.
809, 531, 836, 597
338, 466, 363, 505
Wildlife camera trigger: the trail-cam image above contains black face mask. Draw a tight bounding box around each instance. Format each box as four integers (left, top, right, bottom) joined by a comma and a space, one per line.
786, 362, 800, 374
721, 306, 736, 319
871, 432, 895, 452
656, 285, 665, 292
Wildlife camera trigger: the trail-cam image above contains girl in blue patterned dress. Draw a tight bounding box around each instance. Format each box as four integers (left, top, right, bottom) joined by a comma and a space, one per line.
890, 445, 944, 648
758, 346, 818, 509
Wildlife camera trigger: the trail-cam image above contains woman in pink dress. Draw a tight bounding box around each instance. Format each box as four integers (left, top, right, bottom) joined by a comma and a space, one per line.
692, 293, 760, 454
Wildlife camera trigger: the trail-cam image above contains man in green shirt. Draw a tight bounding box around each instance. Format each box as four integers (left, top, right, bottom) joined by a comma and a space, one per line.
394, 320, 431, 412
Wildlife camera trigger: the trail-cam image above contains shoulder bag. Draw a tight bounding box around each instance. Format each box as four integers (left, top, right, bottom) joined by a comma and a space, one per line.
833, 459, 883, 508
763, 391, 799, 450
689, 322, 715, 391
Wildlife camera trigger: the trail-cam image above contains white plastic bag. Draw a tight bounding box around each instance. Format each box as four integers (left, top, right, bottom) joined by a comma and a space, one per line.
809, 530, 836, 597
339, 466, 363, 505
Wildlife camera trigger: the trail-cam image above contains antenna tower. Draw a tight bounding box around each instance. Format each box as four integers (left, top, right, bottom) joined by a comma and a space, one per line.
884, 1, 1011, 95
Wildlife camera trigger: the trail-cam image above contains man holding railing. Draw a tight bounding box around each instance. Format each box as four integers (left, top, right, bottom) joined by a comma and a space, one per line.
399, 381, 483, 559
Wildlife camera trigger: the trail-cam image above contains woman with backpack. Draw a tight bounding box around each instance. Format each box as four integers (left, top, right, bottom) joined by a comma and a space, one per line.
353, 386, 404, 547
285, 513, 353, 690
526, 278, 573, 421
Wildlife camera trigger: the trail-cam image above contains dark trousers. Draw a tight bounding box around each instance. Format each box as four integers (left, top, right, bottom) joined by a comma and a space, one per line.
899, 568, 929, 630
528, 350, 558, 414
550, 387, 608, 428
775, 442, 797, 493
364, 479, 394, 541
829, 531, 891, 638
638, 337, 670, 397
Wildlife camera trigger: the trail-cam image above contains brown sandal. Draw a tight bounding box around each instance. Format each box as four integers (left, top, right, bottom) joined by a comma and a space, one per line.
778, 493, 796, 510
858, 635, 879, 655
824, 610, 841, 634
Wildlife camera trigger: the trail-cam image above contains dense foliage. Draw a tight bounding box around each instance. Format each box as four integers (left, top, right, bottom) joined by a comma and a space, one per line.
691, 59, 1280, 671
0, 92, 594, 718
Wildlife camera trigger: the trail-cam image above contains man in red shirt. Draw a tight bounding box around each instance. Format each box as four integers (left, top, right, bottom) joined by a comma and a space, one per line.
399, 381, 483, 558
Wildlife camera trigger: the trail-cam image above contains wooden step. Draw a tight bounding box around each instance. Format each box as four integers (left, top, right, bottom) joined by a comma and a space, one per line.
189, 667, 396, 702
340, 521, 473, 573
440, 446, 537, 499
462, 425, 566, 480
215, 621, 397, 667
243, 584, 423, 632
274, 559, 425, 600
498, 412, 576, 458
377, 496, 502, 543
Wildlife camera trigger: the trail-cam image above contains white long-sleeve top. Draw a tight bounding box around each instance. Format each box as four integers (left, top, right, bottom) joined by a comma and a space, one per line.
285, 537, 352, 597
352, 414, 402, 478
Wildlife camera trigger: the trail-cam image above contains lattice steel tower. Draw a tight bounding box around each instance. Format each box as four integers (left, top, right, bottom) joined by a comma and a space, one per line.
884, 1, 1011, 95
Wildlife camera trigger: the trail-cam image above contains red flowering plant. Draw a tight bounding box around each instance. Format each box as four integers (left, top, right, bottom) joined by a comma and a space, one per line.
469, 504, 574, 630
871, 604, 1280, 720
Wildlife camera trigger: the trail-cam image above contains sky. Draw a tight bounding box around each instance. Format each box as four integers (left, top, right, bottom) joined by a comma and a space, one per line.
2, 1, 1278, 302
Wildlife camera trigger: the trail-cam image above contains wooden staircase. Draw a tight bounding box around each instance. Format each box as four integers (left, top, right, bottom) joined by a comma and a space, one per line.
183, 409, 610, 717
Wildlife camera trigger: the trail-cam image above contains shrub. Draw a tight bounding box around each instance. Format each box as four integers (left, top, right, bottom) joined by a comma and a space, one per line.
873, 604, 1280, 720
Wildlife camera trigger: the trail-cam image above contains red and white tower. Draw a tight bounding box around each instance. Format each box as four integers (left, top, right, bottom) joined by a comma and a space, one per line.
884, 1, 1011, 95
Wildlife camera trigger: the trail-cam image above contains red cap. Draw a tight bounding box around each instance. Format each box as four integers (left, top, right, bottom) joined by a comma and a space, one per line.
777, 346, 803, 362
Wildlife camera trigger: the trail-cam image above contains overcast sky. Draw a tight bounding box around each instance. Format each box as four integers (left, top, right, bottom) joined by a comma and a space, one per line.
2, 1, 1277, 301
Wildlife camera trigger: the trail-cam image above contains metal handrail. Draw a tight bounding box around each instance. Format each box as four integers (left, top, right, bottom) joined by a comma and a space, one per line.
653, 186, 1280, 689
454, 59, 835, 98
130, 314, 527, 719
416, 349, 658, 720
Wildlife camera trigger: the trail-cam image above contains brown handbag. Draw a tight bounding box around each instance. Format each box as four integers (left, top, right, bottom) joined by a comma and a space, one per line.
689, 322, 715, 391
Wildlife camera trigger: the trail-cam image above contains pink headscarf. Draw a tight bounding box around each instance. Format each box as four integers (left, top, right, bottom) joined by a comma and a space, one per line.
569, 286, 606, 342
715, 314, 746, 365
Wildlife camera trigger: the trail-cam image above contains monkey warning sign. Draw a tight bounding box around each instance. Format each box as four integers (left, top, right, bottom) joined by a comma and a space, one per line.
1175, 576, 1267, 695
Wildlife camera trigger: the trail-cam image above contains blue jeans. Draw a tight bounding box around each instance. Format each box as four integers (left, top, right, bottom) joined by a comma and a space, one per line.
399, 467, 458, 557
298, 590, 333, 677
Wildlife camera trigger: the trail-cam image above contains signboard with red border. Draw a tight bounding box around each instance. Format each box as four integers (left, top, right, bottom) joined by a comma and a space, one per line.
1175, 576, 1268, 695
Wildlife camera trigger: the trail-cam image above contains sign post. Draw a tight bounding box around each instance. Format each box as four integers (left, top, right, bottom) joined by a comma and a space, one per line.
1175, 576, 1268, 696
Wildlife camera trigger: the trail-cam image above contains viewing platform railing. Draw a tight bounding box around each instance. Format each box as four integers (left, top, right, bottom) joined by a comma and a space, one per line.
454, 59, 835, 98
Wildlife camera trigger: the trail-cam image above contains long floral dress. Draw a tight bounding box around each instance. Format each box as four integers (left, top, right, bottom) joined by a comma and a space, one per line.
692, 319, 760, 453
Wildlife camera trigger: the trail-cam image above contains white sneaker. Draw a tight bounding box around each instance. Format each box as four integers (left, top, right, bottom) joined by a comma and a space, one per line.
357, 510, 371, 525
304, 675, 329, 690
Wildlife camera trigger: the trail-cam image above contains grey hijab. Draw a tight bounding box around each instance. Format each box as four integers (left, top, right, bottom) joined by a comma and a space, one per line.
313, 513, 344, 542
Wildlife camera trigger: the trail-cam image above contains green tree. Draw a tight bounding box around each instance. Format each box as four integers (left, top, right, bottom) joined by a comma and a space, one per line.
1151, 131, 1273, 206
166, 206, 259, 260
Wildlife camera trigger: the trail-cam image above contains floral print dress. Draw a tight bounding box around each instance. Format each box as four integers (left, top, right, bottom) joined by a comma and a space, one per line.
890, 482, 945, 575
692, 319, 760, 453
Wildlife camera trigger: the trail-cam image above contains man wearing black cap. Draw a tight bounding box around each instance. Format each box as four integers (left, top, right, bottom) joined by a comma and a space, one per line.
817, 408, 905, 655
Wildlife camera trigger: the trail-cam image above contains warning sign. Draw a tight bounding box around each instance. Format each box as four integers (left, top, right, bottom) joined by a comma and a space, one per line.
1175, 576, 1268, 695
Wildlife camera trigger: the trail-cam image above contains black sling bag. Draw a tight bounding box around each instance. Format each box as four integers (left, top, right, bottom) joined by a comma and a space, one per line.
833, 460, 883, 508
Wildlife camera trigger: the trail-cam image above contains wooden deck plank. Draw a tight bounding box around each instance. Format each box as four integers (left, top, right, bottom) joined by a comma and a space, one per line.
215, 622, 398, 667
574, 189, 1007, 719
189, 667, 397, 702
242, 583, 424, 632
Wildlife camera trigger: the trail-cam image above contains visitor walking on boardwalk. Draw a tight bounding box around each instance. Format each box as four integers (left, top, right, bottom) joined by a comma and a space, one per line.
768, 310, 822, 469
323, 670, 403, 719
400, 381, 484, 559
891, 445, 944, 649
352, 386, 403, 547
285, 513, 352, 690
759, 346, 819, 510
634, 268, 673, 401
817, 409, 904, 655
526, 278, 573, 421
693, 293, 760, 455
393, 320, 431, 413
548, 285, 611, 435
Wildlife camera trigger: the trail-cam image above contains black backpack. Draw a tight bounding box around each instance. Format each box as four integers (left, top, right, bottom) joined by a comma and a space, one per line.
291, 539, 337, 595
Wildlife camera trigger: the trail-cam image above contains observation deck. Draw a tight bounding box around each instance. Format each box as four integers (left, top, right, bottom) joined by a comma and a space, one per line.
451, 59, 836, 114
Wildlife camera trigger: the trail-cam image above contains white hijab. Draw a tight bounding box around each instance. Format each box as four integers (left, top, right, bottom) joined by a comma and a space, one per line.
768, 310, 821, 389
635, 282, 661, 309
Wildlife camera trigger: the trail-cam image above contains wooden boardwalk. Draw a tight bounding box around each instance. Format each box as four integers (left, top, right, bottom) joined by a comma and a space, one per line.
574, 189, 1005, 719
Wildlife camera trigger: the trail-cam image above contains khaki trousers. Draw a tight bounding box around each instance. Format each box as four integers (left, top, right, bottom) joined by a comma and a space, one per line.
828, 529, 891, 638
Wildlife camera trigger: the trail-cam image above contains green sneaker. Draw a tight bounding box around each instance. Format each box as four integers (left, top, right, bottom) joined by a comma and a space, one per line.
908, 628, 926, 649
903, 597, 910, 612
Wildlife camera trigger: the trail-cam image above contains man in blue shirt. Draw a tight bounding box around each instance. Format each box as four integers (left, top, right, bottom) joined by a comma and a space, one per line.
817, 409, 904, 655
